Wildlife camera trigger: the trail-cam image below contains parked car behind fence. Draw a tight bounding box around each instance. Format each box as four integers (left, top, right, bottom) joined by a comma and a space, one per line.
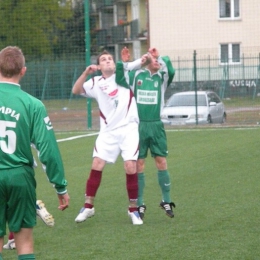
161, 91, 227, 125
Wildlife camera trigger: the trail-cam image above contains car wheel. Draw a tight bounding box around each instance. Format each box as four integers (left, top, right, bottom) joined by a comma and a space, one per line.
207, 115, 212, 123
221, 113, 227, 123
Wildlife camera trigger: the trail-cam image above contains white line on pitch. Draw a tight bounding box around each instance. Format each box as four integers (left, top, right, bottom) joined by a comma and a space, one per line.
57, 132, 99, 142
57, 126, 259, 142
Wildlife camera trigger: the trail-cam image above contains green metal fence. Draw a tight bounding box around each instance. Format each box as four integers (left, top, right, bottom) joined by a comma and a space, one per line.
21, 57, 85, 99
21, 53, 260, 103
1, 0, 260, 130
166, 52, 260, 101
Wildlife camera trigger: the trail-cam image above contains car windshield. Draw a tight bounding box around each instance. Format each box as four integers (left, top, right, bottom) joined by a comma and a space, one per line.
166, 94, 207, 107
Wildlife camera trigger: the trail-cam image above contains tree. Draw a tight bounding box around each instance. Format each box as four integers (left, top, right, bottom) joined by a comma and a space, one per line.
0, 0, 73, 59
57, 0, 86, 55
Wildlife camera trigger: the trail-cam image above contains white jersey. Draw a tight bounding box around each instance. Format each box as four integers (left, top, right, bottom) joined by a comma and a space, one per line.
81, 74, 139, 132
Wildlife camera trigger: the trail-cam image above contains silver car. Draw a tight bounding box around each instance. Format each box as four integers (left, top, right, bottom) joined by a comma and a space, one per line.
161, 91, 227, 125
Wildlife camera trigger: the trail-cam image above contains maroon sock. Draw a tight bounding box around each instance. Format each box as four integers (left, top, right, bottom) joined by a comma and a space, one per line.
84, 203, 94, 209
84, 169, 102, 208
9, 232, 14, 240
126, 173, 138, 212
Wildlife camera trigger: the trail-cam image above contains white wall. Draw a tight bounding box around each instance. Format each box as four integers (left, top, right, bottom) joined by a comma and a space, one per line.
148, 0, 260, 59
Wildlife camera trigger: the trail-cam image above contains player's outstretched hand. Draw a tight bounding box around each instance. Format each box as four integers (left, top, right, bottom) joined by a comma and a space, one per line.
121, 46, 130, 62
148, 47, 159, 59
57, 193, 70, 211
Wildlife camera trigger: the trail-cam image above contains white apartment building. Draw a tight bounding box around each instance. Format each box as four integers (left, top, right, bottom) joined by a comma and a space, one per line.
149, 0, 260, 63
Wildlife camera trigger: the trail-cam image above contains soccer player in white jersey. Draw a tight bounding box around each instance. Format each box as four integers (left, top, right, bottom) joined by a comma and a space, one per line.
72, 50, 149, 225
116, 47, 176, 220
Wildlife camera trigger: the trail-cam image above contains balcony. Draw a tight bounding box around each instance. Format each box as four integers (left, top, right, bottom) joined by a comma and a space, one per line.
96, 19, 147, 46
96, 0, 114, 9
96, 29, 112, 46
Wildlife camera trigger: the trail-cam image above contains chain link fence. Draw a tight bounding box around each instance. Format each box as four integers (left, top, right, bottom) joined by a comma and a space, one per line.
1, 0, 260, 130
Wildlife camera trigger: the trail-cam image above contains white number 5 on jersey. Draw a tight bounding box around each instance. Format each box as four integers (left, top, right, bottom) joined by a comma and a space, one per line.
0, 120, 17, 154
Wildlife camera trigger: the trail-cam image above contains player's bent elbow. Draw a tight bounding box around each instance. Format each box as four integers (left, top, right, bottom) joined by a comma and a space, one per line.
72, 87, 81, 95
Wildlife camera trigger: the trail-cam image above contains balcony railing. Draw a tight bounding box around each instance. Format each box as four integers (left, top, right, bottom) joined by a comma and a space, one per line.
96, 29, 108, 46
96, 0, 114, 9
96, 19, 146, 46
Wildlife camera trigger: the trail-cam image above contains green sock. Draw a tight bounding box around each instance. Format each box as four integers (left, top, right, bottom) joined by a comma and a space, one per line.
0, 253, 3, 260
18, 254, 35, 260
158, 170, 171, 203
137, 172, 145, 206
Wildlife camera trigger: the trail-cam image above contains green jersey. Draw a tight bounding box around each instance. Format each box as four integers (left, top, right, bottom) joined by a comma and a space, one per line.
0, 82, 67, 194
116, 56, 175, 121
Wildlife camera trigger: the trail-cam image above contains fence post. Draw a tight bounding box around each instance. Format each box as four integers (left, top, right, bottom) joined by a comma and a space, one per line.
41, 69, 48, 101
208, 55, 211, 82
60, 61, 64, 99
253, 53, 260, 99
193, 50, 198, 125
84, 0, 92, 129
69, 67, 78, 102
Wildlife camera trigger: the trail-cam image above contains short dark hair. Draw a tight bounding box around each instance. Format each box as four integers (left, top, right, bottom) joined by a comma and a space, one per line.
96, 50, 114, 65
0, 46, 25, 78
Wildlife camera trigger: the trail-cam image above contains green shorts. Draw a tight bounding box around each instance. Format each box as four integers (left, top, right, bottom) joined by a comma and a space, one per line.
0, 166, 37, 236
139, 121, 168, 159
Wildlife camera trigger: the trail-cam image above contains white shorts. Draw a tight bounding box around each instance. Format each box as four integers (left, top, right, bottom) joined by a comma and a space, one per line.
93, 122, 139, 163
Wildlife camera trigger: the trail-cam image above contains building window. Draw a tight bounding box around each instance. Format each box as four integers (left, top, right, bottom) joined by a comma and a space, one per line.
219, 0, 240, 19
220, 43, 240, 64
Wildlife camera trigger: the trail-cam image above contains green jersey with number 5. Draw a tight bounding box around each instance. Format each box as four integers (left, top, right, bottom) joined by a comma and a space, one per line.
0, 82, 67, 194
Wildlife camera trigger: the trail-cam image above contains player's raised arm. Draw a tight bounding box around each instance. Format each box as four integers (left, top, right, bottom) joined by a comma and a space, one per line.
72, 65, 98, 95
116, 48, 150, 88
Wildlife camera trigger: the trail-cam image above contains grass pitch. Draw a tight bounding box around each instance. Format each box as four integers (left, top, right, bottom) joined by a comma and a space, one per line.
3, 128, 260, 260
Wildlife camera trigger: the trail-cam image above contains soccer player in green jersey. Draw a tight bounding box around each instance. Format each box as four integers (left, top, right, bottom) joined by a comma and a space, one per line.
116, 47, 176, 220
0, 46, 70, 260
3, 200, 54, 250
